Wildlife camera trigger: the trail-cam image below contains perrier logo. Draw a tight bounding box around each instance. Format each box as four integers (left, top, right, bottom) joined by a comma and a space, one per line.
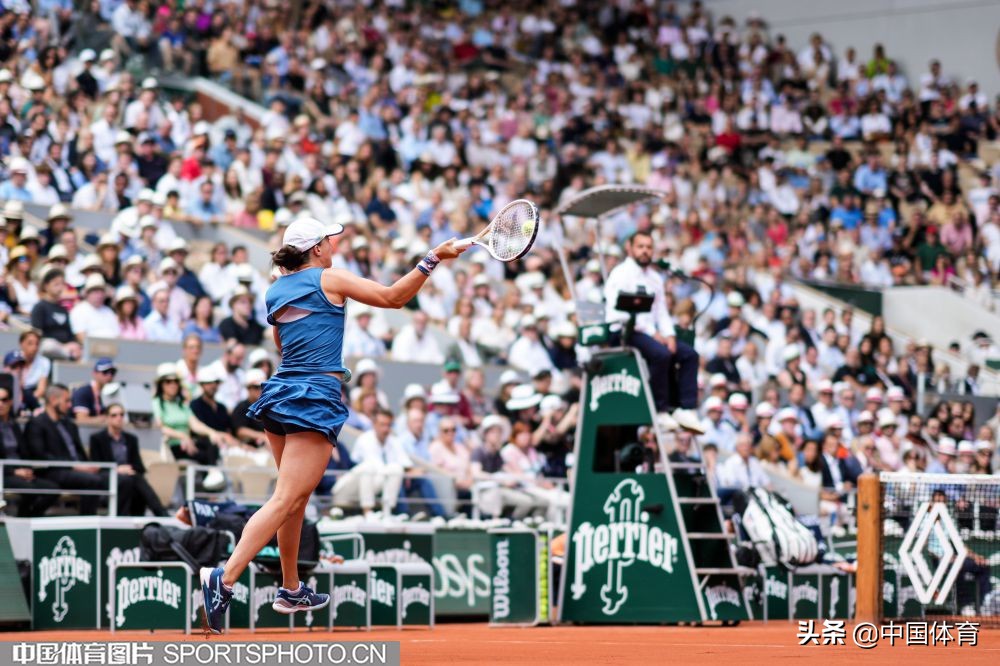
115, 570, 182, 627
588, 369, 642, 412
38, 536, 92, 622
570, 479, 679, 615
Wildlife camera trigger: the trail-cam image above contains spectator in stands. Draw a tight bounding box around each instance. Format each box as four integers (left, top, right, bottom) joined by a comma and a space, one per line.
333, 408, 407, 518
144, 287, 182, 343
472, 415, 535, 518
71, 357, 118, 426
218, 286, 264, 346
7, 246, 38, 316
508, 315, 556, 378
199, 243, 235, 306
70, 274, 118, 339
164, 240, 207, 300
207, 341, 247, 412
429, 416, 474, 510
190, 366, 238, 450
26, 384, 105, 515
88, 404, 168, 517
391, 310, 444, 363
432, 360, 474, 427
501, 421, 569, 522
114, 286, 146, 340
718, 432, 772, 493
231, 369, 269, 449
150, 257, 191, 326
533, 395, 577, 479
151, 362, 226, 490
175, 334, 202, 401
702, 396, 737, 455
31, 269, 81, 360
247, 348, 275, 379
120, 256, 151, 317
426, 382, 470, 443
351, 359, 388, 410
343, 303, 387, 359
820, 423, 861, 501
182, 295, 222, 344
462, 368, 490, 426
17, 329, 49, 413
0, 385, 59, 517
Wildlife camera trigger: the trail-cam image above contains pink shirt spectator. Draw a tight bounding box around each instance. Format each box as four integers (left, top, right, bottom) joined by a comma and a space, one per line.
119, 318, 147, 340
429, 440, 472, 478
940, 221, 973, 255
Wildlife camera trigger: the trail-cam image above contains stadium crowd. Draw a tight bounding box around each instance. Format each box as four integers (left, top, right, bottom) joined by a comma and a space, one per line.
0, 0, 998, 522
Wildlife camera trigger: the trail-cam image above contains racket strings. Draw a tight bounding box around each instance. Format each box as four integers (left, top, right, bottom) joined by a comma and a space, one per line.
491, 202, 537, 261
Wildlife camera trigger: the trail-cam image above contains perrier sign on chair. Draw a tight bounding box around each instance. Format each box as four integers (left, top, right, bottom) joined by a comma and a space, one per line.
559, 348, 751, 624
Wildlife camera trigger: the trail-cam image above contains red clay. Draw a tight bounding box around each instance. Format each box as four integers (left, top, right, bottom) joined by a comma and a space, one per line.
5, 623, 999, 664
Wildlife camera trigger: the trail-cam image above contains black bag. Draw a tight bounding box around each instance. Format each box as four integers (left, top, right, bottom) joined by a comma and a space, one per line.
139, 524, 227, 571
190, 499, 320, 572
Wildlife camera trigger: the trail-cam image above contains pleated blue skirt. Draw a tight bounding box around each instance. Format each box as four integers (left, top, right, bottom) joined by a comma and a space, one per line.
246, 372, 348, 442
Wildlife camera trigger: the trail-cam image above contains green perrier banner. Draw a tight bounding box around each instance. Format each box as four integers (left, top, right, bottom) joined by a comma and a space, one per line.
111, 564, 188, 631
560, 350, 704, 623
34, 528, 98, 629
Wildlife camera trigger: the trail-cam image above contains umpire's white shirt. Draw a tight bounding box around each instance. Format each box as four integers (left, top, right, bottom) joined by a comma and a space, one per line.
603, 257, 675, 338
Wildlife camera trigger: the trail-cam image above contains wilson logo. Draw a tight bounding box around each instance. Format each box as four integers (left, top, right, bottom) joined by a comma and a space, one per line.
492, 539, 511, 620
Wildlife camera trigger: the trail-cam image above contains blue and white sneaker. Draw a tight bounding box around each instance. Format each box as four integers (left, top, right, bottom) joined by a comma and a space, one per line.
272, 581, 330, 614
200, 567, 232, 634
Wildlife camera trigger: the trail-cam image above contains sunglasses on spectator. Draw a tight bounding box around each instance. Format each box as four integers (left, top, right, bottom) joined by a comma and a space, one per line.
162, 378, 179, 384
440, 427, 456, 433
248, 384, 262, 390
0, 396, 11, 403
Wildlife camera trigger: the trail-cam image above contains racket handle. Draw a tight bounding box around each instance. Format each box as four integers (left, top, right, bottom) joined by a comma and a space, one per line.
454, 237, 475, 250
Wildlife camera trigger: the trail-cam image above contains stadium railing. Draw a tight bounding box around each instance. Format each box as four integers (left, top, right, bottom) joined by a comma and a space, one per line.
0, 459, 120, 516
177, 462, 568, 521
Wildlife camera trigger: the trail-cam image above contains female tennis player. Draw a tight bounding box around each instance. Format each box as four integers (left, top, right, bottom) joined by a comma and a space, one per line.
200, 217, 466, 633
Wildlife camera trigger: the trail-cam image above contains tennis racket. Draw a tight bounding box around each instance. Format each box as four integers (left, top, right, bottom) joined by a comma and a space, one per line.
455, 199, 539, 262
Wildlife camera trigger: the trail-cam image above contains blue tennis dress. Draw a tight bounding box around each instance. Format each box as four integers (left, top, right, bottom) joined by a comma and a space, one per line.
246, 267, 350, 441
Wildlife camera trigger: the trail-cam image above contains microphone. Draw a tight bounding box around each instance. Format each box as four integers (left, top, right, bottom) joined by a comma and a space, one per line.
656, 259, 686, 278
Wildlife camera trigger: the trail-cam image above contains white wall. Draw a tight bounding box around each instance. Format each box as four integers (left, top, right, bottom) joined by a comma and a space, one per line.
705, 0, 1000, 98
882, 286, 1000, 354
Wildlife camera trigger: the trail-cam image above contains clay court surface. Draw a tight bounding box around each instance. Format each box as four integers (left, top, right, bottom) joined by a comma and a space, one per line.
6, 623, 1000, 664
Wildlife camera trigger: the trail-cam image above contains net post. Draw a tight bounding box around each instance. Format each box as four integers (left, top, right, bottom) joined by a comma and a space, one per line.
854, 472, 882, 624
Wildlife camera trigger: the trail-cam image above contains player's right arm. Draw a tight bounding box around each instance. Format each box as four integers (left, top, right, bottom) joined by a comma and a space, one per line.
322, 238, 466, 308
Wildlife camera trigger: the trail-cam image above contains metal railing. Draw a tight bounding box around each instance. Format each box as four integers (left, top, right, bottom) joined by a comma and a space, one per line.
0, 459, 119, 516
182, 462, 569, 519
1, 455, 569, 521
